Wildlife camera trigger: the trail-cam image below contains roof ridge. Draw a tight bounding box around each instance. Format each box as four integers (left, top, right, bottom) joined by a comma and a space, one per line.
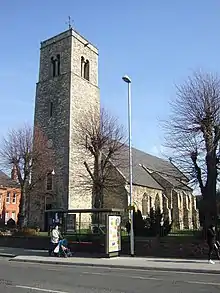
131, 146, 170, 164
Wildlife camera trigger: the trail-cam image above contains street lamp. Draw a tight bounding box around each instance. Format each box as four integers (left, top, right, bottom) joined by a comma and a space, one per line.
45, 169, 55, 211
122, 74, 135, 257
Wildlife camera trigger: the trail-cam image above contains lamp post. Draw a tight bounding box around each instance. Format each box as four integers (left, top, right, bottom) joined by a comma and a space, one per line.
122, 75, 134, 257
45, 169, 55, 210
45, 169, 55, 233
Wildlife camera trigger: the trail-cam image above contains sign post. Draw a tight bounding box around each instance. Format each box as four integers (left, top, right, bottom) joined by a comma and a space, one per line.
106, 214, 121, 257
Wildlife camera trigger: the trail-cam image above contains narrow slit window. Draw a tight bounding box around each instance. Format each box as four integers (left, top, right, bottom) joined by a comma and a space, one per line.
84, 59, 90, 81
57, 54, 60, 76
51, 57, 56, 77
49, 102, 53, 118
81, 56, 85, 77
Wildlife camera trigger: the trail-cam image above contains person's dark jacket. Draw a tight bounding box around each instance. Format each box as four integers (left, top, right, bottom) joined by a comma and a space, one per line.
207, 227, 216, 245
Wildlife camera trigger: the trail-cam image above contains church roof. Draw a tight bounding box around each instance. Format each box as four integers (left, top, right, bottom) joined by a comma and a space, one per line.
151, 172, 192, 191
0, 170, 19, 188
117, 146, 190, 190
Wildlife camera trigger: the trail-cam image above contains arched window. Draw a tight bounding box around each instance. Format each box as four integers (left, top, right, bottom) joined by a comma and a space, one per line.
81, 56, 85, 77
51, 57, 56, 77
187, 194, 190, 210
149, 196, 152, 210
50, 55, 61, 77
179, 193, 182, 206
142, 194, 148, 216
84, 59, 90, 81
155, 193, 160, 210
46, 173, 53, 191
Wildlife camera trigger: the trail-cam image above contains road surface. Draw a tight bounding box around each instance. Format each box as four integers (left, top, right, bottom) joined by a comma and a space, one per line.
0, 257, 220, 292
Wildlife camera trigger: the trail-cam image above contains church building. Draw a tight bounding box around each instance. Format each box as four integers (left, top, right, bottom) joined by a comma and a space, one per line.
29, 27, 199, 231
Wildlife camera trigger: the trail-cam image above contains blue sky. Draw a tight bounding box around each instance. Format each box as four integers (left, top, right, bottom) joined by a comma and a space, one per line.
0, 0, 220, 158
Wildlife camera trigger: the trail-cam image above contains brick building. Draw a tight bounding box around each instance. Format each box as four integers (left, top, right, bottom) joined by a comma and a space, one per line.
0, 169, 21, 223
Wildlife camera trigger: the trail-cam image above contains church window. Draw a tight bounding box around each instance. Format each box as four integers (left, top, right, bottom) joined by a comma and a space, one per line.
49, 102, 53, 118
84, 59, 90, 81
149, 196, 152, 209
187, 194, 190, 210
50, 55, 61, 77
81, 56, 85, 77
179, 194, 182, 206
46, 173, 53, 191
56, 54, 60, 76
51, 57, 56, 77
142, 194, 148, 216
155, 193, 160, 210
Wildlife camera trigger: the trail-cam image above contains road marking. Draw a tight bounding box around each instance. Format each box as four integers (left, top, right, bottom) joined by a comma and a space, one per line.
187, 280, 220, 286
15, 285, 69, 293
82, 271, 220, 286
82, 271, 163, 281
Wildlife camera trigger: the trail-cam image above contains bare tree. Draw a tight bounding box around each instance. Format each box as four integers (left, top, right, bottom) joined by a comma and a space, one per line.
163, 71, 220, 227
0, 124, 52, 228
75, 107, 127, 208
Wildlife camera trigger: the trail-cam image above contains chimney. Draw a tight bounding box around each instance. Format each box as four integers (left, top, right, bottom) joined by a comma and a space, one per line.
11, 165, 18, 181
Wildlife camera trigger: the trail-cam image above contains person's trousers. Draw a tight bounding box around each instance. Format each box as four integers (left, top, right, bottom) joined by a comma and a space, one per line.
208, 242, 220, 260
49, 242, 58, 256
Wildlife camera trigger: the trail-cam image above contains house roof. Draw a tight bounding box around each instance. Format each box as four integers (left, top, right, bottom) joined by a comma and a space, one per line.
0, 170, 19, 188
117, 146, 190, 191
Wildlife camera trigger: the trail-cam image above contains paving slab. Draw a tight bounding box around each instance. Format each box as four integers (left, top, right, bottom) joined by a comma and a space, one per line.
0, 246, 47, 257
9, 254, 220, 274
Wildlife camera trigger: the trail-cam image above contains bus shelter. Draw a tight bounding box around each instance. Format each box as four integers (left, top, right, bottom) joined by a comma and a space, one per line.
45, 208, 123, 257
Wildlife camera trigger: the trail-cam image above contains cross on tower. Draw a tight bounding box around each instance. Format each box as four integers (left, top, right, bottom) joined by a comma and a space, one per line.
66, 16, 74, 29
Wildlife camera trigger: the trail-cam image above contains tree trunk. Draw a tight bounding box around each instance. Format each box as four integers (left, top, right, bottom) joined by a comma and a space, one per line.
17, 186, 27, 229
201, 150, 218, 238
202, 186, 217, 239
93, 184, 104, 208
93, 152, 104, 209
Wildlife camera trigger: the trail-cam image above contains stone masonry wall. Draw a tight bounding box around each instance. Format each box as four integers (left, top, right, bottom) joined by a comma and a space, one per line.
102, 166, 128, 225
30, 29, 100, 229
68, 30, 100, 227
130, 185, 163, 216
30, 30, 73, 228
150, 172, 199, 230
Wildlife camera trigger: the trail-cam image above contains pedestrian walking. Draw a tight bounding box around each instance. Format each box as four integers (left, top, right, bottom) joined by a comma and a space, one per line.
207, 224, 220, 264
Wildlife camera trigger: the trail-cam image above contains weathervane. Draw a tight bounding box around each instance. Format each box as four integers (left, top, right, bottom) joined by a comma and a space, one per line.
66, 16, 74, 29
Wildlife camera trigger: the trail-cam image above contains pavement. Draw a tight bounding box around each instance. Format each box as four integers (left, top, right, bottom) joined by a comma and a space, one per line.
1, 246, 220, 274
1, 257, 220, 292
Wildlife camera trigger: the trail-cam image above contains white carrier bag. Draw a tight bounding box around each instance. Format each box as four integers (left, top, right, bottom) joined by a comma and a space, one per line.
54, 244, 60, 254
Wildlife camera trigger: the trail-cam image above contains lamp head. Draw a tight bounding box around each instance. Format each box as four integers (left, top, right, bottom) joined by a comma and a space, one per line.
122, 75, 131, 83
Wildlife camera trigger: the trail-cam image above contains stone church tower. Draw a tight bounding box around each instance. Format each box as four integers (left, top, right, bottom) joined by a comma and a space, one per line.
29, 28, 100, 229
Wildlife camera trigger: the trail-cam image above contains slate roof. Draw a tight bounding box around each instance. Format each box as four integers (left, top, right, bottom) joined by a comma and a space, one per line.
0, 170, 19, 188
152, 172, 192, 191
117, 146, 190, 190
